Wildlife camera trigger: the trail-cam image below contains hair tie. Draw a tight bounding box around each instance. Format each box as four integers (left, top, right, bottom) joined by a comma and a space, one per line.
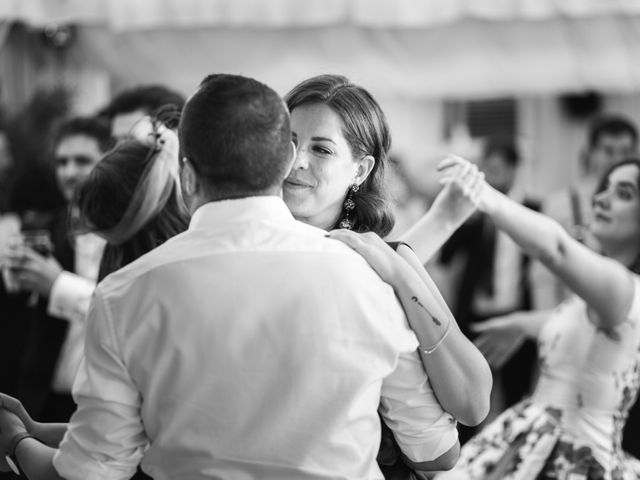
97, 116, 183, 245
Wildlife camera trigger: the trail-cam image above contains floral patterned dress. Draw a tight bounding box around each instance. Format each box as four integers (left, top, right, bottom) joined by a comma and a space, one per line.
438, 277, 640, 480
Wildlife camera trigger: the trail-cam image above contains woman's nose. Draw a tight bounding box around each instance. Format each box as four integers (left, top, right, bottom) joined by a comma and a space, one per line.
592, 190, 611, 209
292, 147, 309, 169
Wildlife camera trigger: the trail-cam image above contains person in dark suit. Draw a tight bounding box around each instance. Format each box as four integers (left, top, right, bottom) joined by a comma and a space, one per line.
439, 139, 540, 443
3, 117, 113, 422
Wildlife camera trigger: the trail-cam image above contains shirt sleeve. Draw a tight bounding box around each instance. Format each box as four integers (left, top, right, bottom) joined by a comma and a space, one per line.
379, 348, 458, 463
53, 288, 148, 480
47, 271, 96, 324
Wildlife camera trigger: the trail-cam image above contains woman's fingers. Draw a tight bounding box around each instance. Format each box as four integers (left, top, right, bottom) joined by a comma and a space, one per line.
0, 393, 34, 429
467, 172, 486, 205
469, 320, 501, 333
327, 229, 366, 250
437, 154, 470, 172
327, 229, 388, 251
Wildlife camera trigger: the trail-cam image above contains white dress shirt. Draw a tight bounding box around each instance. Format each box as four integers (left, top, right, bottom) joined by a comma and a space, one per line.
48, 233, 104, 392
54, 196, 457, 480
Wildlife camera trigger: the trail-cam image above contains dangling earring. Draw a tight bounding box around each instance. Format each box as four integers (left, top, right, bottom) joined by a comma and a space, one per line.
339, 183, 359, 229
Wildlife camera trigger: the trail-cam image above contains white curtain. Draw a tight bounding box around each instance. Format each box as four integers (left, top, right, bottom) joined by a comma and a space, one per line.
68, 15, 640, 99
3, 0, 640, 29
3, 0, 640, 97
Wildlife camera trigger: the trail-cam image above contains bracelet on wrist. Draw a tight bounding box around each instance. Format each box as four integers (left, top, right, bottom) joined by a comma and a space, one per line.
5, 431, 36, 477
419, 319, 452, 355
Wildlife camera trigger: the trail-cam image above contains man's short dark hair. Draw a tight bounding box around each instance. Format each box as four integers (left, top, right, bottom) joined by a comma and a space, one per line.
53, 116, 114, 153
98, 84, 186, 120
178, 74, 292, 196
483, 138, 520, 168
588, 114, 638, 149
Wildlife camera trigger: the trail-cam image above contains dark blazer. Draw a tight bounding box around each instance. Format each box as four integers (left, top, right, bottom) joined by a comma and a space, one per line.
438, 197, 541, 416
439, 197, 541, 336
0, 278, 32, 397
18, 209, 75, 417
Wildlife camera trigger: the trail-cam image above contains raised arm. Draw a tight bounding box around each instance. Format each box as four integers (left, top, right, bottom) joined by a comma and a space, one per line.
327, 230, 492, 426
441, 157, 635, 329
401, 156, 483, 264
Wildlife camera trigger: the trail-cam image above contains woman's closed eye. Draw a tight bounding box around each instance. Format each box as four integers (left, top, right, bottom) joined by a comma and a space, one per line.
312, 144, 333, 155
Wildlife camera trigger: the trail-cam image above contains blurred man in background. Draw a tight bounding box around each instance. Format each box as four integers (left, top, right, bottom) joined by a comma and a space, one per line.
438, 139, 540, 442
98, 84, 185, 138
3, 117, 112, 423
533, 114, 638, 309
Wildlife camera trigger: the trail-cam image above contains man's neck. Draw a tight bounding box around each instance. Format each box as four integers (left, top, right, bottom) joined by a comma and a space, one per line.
188, 188, 282, 215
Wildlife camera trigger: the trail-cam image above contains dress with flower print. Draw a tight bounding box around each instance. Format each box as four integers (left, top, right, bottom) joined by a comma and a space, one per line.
438, 276, 640, 480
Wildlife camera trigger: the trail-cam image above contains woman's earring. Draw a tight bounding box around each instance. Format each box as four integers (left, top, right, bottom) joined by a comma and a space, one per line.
339, 183, 359, 229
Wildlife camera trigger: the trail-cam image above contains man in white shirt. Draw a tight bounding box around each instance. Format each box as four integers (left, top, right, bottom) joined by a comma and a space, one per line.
438, 140, 540, 441
0, 74, 458, 480
3, 117, 111, 422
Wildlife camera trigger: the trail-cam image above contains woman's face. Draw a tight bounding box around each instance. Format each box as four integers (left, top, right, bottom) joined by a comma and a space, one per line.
590, 163, 640, 247
284, 103, 370, 230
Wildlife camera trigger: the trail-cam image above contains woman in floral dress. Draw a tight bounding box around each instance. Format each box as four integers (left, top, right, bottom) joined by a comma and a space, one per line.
436, 156, 640, 480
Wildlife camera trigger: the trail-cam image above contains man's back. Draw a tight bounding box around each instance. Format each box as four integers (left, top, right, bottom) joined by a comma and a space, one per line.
54, 197, 456, 480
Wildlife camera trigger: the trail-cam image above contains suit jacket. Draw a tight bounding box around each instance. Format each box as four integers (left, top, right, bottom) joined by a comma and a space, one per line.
19, 209, 75, 416
439, 197, 541, 336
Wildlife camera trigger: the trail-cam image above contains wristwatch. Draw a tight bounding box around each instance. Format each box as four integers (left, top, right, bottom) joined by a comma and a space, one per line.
5, 431, 34, 476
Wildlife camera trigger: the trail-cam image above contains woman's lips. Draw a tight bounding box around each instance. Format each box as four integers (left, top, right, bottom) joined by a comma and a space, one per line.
593, 211, 610, 222
285, 177, 313, 188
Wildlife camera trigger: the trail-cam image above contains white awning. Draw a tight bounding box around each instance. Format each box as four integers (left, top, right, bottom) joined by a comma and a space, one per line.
3, 0, 640, 29
4, 0, 640, 98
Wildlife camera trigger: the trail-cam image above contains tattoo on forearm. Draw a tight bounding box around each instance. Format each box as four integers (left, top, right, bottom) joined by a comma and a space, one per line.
410, 296, 442, 326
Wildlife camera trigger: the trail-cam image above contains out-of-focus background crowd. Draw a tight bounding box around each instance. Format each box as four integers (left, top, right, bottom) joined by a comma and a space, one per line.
2, 1, 640, 299
2, 0, 640, 465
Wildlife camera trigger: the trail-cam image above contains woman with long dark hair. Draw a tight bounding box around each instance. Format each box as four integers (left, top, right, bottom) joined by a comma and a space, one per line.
436, 156, 640, 479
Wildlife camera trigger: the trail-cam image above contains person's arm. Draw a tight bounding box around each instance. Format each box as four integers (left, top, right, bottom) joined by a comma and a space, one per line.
6, 246, 63, 298
377, 345, 459, 472
402, 441, 460, 478
0, 393, 67, 447
442, 156, 635, 329
401, 156, 483, 264
529, 193, 573, 310
0, 409, 63, 480
470, 309, 552, 369
327, 230, 492, 426
47, 271, 96, 323
51, 289, 147, 480
394, 244, 492, 426
14, 438, 63, 480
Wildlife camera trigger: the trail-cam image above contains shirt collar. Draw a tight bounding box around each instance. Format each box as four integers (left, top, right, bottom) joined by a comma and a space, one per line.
189, 195, 295, 230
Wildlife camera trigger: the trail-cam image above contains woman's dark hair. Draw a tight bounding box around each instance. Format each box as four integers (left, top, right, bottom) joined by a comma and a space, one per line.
285, 74, 394, 237
594, 156, 640, 274
75, 139, 189, 281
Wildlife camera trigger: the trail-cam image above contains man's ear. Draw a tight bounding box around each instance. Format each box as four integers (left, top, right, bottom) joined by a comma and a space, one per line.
284, 140, 297, 178
354, 155, 375, 186
180, 157, 197, 196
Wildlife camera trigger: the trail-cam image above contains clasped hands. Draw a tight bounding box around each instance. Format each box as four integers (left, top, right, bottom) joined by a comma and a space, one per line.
0, 394, 33, 472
